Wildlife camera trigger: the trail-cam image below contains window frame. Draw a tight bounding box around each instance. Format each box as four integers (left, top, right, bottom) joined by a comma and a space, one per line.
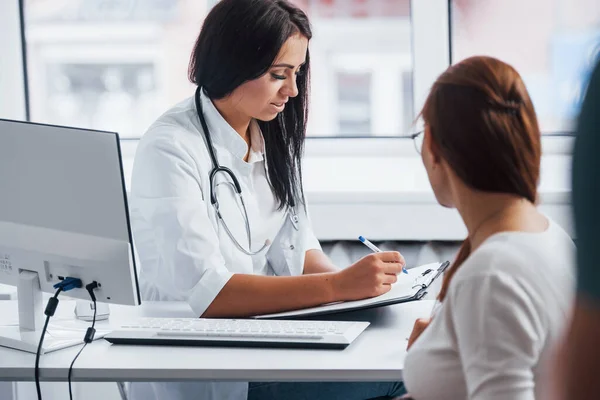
4, 0, 576, 240
0, 0, 27, 121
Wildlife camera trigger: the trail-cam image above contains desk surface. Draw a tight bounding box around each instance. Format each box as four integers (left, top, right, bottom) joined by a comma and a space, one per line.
0, 299, 433, 382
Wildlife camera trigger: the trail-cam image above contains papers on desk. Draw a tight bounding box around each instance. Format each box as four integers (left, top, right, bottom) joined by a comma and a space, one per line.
257, 261, 450, 319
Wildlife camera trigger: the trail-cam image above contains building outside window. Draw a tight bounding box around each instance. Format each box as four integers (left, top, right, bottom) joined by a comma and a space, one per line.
452, 0, 600, 133
24, 0, 414, 138
23, 0, 599, 138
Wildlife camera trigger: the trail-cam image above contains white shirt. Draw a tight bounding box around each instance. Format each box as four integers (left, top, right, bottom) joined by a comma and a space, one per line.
127, 91, 321, 400
403, 219, 575, 400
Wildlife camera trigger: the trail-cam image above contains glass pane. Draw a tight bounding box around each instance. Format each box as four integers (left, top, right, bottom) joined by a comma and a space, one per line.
297, 0, 413, 136
451, 0, 600, 133
45, 63, 156, 137
25, 0, 413, 138
24, 0, 199, 139
337, 72, 371, 136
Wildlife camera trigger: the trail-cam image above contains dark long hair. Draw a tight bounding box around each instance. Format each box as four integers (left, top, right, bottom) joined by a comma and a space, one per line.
420, 56, 542, 301
188, 0, 311, 210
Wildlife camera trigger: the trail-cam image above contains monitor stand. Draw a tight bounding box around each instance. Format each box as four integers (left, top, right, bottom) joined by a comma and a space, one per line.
0, 270, 103, 354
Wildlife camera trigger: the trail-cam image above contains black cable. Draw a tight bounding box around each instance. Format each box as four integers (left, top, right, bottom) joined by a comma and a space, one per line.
34, 316, 50, 400
67, 341, 89, 400
68, 282, 98, 400
35, 287, 63, 400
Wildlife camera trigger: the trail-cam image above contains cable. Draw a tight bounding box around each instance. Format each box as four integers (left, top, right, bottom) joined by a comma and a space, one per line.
67, 339, 90, 400
68, 281, 99, 400
35, 287, 63, 400
35, 277, 82, 400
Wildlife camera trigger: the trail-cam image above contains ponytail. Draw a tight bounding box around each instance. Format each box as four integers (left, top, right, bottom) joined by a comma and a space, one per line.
438, 239, 472, 301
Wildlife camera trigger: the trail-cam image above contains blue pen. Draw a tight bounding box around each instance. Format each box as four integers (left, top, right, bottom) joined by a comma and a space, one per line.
358, 236, 408, 274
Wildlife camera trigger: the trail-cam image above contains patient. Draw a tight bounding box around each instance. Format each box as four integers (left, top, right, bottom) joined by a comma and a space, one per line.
402, 56, 576, 400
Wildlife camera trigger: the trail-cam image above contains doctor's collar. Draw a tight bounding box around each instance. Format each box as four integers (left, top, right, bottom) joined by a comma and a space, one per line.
199, 90, 266, 164
246, 121, 265, 164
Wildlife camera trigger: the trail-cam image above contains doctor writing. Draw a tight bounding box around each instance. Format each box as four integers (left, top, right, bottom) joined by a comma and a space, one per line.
128, 1, 407, 399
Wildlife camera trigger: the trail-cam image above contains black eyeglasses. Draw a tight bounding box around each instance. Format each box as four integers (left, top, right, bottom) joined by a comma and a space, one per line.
410, 130, 424, 154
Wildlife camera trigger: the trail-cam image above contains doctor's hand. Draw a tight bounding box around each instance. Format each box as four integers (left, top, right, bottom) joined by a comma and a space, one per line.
331, 252, 405, 302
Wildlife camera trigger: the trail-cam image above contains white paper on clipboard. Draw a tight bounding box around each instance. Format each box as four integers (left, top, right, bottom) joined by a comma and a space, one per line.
256, 261, 450, 319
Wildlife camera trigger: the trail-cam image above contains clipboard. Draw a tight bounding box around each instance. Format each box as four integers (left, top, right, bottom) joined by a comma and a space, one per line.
256, 261, 451, 319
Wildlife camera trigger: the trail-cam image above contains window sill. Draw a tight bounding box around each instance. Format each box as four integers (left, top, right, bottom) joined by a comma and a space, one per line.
303, 152, 572, 241
305, 190, 572, 241
120, 137, 574, 241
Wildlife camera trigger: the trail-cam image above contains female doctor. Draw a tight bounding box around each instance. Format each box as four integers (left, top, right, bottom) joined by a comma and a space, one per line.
128, 1, 406, 399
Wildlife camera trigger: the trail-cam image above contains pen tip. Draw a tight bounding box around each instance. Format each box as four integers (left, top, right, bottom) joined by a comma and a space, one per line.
358, 236, 365, 242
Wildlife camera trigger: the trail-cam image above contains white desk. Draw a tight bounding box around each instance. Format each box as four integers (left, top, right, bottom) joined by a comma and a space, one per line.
0, 300, 433, 383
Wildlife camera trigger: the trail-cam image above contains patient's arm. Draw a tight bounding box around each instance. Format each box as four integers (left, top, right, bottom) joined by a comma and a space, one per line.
407, 318, 431, 349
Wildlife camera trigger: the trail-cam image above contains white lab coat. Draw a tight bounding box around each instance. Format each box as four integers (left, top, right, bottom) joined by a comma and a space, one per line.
127, 90, 321, 400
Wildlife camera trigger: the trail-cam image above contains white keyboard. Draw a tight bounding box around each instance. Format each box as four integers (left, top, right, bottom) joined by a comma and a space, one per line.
104, 318, 370, 349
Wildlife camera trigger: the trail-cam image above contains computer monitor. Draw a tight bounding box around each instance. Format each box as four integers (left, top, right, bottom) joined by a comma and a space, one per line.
0, 119, 140, 353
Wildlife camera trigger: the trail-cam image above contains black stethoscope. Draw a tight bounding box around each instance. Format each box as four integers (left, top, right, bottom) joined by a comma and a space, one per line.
194, 87, 299, 256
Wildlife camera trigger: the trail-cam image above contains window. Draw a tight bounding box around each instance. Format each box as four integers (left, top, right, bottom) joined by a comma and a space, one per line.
295, 0, 414, 136
44, 63, 156, 138
22, 1, 599, 137
451, 0, 600, 133
337, 71, 372, 136
24, 0, 198, 138
24, 0, 414, 138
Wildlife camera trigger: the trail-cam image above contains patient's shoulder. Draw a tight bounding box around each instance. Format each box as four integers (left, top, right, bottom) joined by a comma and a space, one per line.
457, 224, 574, 282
